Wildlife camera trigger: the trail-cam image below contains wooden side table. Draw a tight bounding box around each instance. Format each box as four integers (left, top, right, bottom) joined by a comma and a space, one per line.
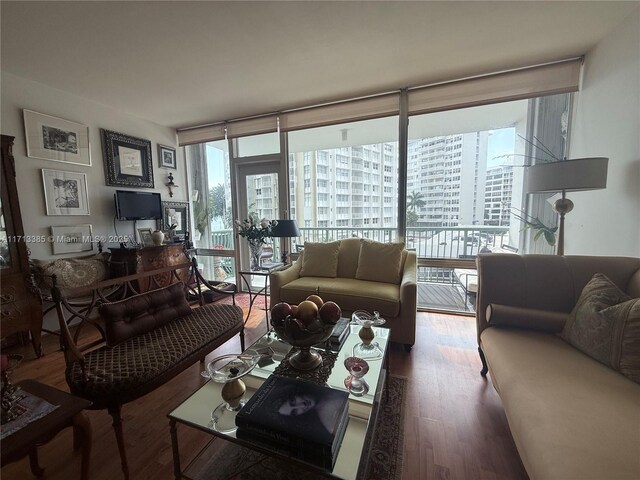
1, 380, 92, 479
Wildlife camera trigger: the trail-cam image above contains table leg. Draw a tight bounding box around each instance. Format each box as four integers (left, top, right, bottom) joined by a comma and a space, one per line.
72, 411, 92, 480
170, 419, 182, 479
28, 447, 45, 477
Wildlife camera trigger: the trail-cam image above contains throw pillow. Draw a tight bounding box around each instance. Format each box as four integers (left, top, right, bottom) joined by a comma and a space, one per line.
355, 239, 405, 284
603, 298, 640, 383
100, 282, 192, 346
299, 241, 340, 278
31, 253, 108, 290
561, 273, 640, 382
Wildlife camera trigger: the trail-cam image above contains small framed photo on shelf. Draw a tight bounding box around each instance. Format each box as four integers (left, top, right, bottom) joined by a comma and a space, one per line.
101, 129, 154, 188
158, 144, 177, 169
162, 201, 189, 236
50, 224, 93, 254
41, 169, 90, 216
137, 228, 153, 246
23, 110, 91, 166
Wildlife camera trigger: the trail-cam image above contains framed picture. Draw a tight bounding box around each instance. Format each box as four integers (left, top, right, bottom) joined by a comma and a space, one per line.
50, 224, 93, 254
42, 169, 90, 215
162, 201, 189, 236
158, 144, 177, 169
137, 228, 153, 246
101, 129, 154, 188
23, 110, 91, 166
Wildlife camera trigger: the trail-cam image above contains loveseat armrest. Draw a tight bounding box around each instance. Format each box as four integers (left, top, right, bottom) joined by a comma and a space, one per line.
399, 251, 417, 347
270, 259, 302, 307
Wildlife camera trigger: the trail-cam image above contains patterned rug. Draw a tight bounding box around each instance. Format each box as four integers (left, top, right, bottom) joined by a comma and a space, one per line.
186, 375, 407, 480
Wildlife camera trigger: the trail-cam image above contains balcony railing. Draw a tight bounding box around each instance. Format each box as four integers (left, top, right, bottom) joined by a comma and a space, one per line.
209, 225, 509, 260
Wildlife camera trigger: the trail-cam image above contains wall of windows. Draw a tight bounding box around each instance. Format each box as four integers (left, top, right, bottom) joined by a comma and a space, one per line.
287, 117, 399, 245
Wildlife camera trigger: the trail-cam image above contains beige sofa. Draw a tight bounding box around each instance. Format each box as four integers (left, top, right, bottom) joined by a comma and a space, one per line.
476, 253, 640, 480
270, 238, 417, 349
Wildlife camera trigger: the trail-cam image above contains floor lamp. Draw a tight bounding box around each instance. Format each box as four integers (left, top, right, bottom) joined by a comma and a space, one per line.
526, 157, 608, 256
271, 219, 301, 264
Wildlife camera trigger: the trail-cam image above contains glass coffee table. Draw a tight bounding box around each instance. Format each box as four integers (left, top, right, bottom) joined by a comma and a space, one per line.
168, 321, 390, 480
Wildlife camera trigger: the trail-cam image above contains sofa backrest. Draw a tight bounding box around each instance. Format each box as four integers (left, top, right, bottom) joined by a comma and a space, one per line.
476, 253, 640, 343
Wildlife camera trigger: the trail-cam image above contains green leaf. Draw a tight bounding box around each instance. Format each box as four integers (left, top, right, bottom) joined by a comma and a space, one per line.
544, 230, 556, 246
534, 230, 544, 241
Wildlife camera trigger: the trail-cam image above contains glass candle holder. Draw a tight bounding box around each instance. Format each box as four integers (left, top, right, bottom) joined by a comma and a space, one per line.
344, 356, 370, 397
352, 311, 385, 361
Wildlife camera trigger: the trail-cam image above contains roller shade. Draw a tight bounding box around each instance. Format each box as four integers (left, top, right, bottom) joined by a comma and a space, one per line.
177, 58, 581, 145
408, 58, 581, 116
177, 123, 225, 146
177, 115, 279, 146
279, 92, 400, 132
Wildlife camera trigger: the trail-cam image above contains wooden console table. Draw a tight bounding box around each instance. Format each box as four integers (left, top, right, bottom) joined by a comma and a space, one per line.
109, 244, 190, 291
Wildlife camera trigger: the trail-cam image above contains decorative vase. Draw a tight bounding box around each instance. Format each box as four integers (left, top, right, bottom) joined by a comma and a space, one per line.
151, 230, 164, 246
248, 241, 263, 271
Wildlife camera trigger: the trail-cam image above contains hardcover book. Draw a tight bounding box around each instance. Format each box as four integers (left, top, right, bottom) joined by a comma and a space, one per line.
236, 375, 349, 462
236, 405, 349, 469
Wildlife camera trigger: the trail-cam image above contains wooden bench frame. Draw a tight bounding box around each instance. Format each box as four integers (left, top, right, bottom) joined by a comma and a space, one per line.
51, 260, 243, 479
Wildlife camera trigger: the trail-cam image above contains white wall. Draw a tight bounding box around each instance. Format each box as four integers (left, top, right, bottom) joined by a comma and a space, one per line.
568, 8, 640, 257
1, 72, 187, 260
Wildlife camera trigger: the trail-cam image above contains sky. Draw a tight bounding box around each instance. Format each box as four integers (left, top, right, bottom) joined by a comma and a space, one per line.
487, 127, 516, 168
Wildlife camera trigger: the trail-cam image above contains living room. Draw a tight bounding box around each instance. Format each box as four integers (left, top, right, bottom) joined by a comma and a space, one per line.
1, 1, 639, 479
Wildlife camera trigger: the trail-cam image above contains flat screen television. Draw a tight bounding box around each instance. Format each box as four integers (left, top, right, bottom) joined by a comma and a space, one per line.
114, 190, 162, 220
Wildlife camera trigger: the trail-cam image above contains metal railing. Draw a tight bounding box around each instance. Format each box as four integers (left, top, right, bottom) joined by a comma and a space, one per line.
209, 225, 509, 260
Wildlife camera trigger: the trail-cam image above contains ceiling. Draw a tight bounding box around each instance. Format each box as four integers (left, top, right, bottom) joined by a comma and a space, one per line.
1, 1, 637, 130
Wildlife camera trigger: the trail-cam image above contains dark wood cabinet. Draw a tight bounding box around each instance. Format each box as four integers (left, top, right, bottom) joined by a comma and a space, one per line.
1, 135, 43, 357
109, 244, 190, 291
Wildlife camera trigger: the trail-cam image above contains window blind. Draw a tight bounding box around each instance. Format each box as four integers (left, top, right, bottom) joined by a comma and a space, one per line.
177, 58, 582, 146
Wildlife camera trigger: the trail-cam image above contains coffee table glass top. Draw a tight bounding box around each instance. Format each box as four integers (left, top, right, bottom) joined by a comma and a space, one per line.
168, 321, 389, 480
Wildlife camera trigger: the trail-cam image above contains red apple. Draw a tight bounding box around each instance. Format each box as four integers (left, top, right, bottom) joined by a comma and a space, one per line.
319, 301, 342, 325
271, 302, 292, 324
290, 304, 299, 318
305, 294, 324, 309
297, 300, 319, 326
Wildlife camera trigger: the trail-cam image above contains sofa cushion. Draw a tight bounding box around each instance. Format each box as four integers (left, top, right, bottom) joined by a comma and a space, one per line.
99, 282, 192, 347
481, 327, 640, 480
279, 277, 400, 318
32, 253, 109, 289
561, 273, 631, 367
336, 238, 362, 279
299, 241, 340, 278
355, 239, 405, 284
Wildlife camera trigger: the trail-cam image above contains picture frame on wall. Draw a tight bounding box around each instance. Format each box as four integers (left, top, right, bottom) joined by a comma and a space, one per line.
158, 144, 177, 169
137, 228, 153, 246
50, 224, 93, 254
101, 129, 154, 188
162, 201, 189, 236
23, 110, 91, 166
42, 169, 90, 215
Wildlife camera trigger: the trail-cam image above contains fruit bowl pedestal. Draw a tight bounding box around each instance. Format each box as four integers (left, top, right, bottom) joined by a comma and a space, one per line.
272, 320, 335, 371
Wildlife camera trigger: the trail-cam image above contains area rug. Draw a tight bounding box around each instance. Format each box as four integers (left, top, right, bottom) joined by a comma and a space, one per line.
187, 375, 407, 480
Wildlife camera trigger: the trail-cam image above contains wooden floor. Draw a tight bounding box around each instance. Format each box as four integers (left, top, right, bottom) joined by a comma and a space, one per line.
2, 308, 527, 480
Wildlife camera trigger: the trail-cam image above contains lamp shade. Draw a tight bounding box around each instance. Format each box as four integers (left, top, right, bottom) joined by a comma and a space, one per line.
526, 157, 608, 193
271, 219, 301, 238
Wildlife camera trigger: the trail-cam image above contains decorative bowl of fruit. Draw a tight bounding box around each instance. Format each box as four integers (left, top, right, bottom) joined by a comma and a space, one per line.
270, 293, 342, 371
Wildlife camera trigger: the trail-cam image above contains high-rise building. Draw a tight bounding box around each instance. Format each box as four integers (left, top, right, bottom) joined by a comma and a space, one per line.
483, 165, 514, 226
407, 132, 488, 227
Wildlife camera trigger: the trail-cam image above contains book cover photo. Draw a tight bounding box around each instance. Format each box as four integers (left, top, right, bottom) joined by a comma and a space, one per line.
236, 375, 349, 451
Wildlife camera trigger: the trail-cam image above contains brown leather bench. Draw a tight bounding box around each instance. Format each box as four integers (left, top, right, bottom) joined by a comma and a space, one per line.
52, 264, 244, 479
